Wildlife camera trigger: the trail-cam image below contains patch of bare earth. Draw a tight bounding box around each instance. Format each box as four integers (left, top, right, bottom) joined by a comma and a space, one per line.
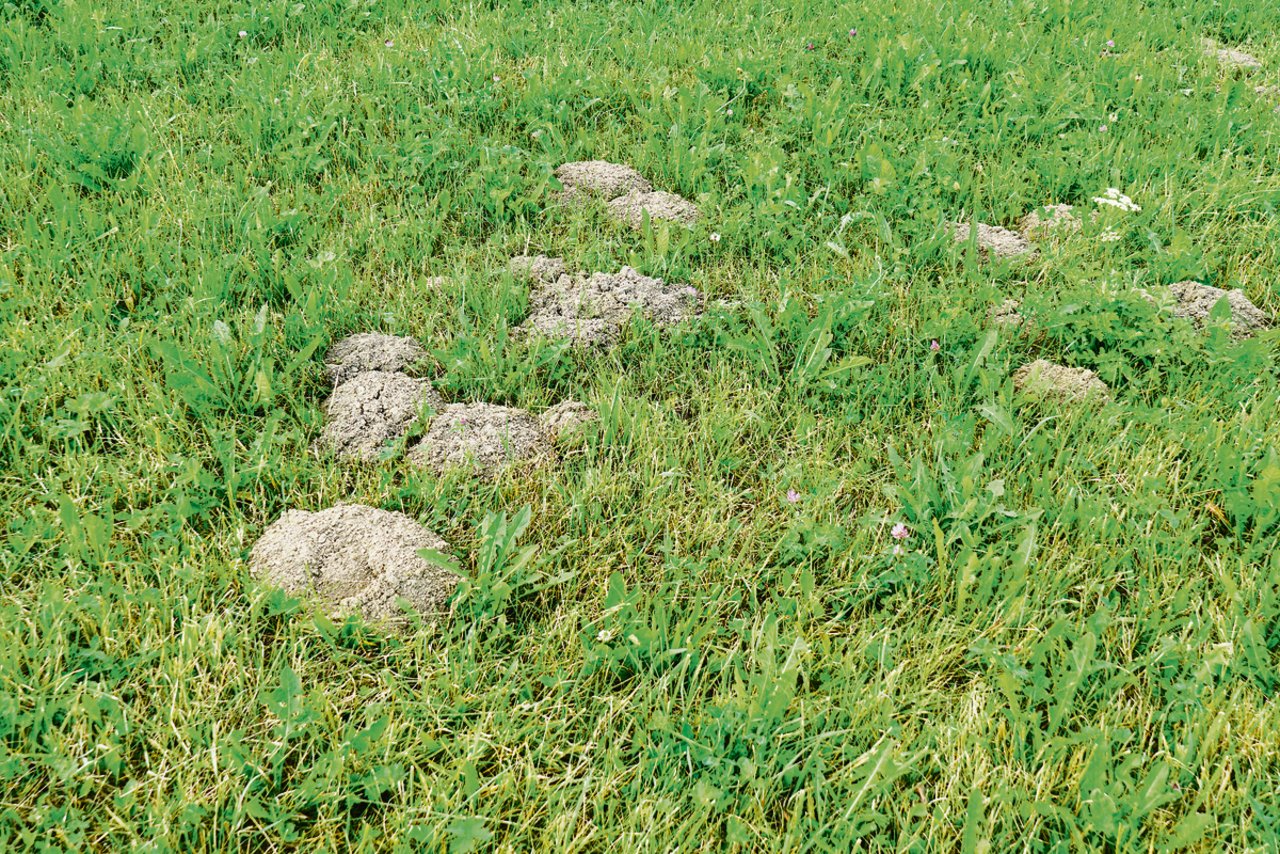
554, 161, 651, 203
1203, 38, 1262, 70
1169, 281, 1270, 339
1019, 205, 1082, 239
950, 221, 1035, 260
250, 503, 457, 631
1013, 359, 1111, 404
325, 333, 427, 385
318, 371, 442, 462
407, 401, 596, 477
509, 254, 567, 282
607, 190, 700, 229
520, 266, 703, 346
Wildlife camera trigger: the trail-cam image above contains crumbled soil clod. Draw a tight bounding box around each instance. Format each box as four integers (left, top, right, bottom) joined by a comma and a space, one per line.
408, 402, 550, 476
555, 160, 652, 202
1019, 204, 1082, 239
1169, 280, 1270, 338
249, 504, 457, 630
1013, 359, 1111, 403
509, 254, 567, 282
538, 399, 597, 441
325, 333, 428, 385
990, 298, 1025, 327
520, 267, 703, 346
606, 190, 701, 229
1203, 39, 1262, 70
319, 371, 442, 462
950, 221, 1035, 260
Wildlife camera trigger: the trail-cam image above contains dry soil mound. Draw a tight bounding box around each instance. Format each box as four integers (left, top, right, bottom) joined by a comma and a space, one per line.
538, 399, 598, 441
1203, 39, 1262, 70
319, 371, 442, 462
950, 221, 1035, 260
990, 299, 1025, 327
249, 504, 457, 629
606, 190, 701, 229
1169, 281, 1270, 338
408, 402, 549, 476
555, 161, 651, 202
521, 267, 703, 346
509, 254, 567, 282
1019, 204, 1082, 239
325, 333, 427, 385
1013, 360, 1111, 403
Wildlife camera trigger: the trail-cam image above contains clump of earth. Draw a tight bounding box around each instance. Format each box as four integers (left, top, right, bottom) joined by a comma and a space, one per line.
1019, 204, 1082, 239
1203, 38, 1262, 70
325, 333, 427, 385
407, 400, 596, 477
554, 161, 651, 202
950, 221, 1035, 260
606, 190, 701, 229
318, 371, 442, 462
1013, 359, 1111, 403
519, 266, 703, 346
509, 254, 567, 282
990, 298, 1025, 327
249, 503, 458, 631
1168, 281, 1270, 339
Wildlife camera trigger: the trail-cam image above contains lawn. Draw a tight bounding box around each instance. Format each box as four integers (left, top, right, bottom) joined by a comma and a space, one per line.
1, 0, 1279, 849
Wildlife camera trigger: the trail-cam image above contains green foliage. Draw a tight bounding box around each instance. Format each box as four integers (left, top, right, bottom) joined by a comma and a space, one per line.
0, 0, 1278, 850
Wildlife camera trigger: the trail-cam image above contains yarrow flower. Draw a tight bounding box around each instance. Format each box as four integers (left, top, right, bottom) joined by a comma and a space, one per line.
238, 30, 248, 38
891, 523, 910, 540
709, 232, 721, 243
384, 39, 394, 47
786, 489, 801, 503
726, 108, 733, 116
1093, 187, 1141, 212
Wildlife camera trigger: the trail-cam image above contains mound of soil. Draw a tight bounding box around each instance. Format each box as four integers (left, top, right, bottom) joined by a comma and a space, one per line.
408, 402, 549, 476
325, 333, 427, 385
990, 298, 1025, 327
249, 504, 457, 630
555, 161, 652, 202
1169, 281, 1270, 338
509, 254, 567, 282
539, 399, 598, 441
1203, 39, 1262, 70
606, 190, 701, 229
520, 266, 703, 346
1019, 204, 1081, 239
319, 371, 442, 461
950, 222, 1035, 260
1013, 360, 1111, 403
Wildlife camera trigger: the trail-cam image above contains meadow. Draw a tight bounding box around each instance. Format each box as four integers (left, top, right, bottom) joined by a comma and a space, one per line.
1, 0, 1279, 849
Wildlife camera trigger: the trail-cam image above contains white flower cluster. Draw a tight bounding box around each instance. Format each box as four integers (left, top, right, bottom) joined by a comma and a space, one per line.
1093, 187, 1141, 212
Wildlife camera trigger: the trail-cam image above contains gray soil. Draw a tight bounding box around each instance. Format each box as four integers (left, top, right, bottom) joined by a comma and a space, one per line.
408, 402, 550, 477
318, 370, 442, 462
555, 161, 652, 202
950, 221, 1035, 260
325, 333, 427, 385
1169, 280, 1270, 338
606, 190, 701, 229
1013, 359, 1111, 403
1019, 204, 1081, 239
990, 298, 1025, 327
539, 399, 598, 441
1203, 39, 1262, 70
520, 266, 703, 346
509, 254, 567, 282
249, 503, 458, 630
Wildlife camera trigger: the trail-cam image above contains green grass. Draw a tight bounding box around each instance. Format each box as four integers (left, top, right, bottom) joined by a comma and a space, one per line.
2, 0, 1279, 849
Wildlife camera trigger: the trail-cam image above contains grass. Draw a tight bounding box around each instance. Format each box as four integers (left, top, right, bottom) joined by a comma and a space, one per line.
1, 0, 1279, 849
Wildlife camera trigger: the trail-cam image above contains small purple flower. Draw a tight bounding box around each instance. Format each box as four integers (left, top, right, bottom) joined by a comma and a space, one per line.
930, 339, 941, 352
805, 42, 815, 51
1099, 124, 1108, 133
849, 28, 858, 37
891, 523, 910, 540
1106, 39, 1115, 48
384, 39, 394, 48
786, 489, 801, 504
892, 544, 904, 557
